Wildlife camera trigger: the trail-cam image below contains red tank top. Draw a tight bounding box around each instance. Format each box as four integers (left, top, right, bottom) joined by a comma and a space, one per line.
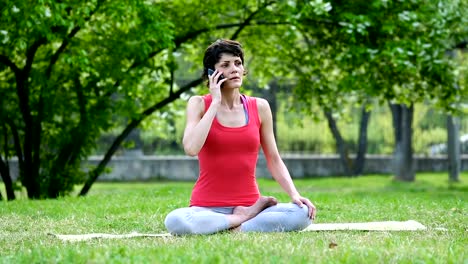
189, 94, 261, 207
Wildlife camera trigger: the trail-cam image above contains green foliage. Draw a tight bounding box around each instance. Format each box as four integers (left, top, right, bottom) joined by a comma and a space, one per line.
0, 1, 174, 198
269, 0, 468, 113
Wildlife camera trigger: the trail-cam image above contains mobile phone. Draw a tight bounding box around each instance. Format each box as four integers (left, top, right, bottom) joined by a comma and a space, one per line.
208, 68, 225, 83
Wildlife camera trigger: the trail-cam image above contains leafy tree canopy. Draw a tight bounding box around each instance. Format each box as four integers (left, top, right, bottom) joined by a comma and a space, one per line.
0, 0, 466, 198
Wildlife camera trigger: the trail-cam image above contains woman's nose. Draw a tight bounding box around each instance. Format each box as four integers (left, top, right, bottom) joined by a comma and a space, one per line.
231, 64, 239, 73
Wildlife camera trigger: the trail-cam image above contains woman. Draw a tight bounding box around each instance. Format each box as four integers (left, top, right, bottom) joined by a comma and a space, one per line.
165, 39, 316, 235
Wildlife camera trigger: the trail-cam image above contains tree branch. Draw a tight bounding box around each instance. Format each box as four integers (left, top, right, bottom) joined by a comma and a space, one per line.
0, 55, 20, 75
126, 1, 280, 74
24, 37, 47, 77
106, 19, 290, 96
230, 0, 276, 39
45, 1, 104, 79
79, 77, 203, 196
324, 110, 353, 176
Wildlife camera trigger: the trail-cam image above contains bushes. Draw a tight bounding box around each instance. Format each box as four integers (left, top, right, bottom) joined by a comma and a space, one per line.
276, 102, 463, 155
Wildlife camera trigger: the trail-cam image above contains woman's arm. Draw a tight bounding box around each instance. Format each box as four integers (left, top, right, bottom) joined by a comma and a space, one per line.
257, 98, 316, 219
183, 70, 225, 156
182, 96, 220, 156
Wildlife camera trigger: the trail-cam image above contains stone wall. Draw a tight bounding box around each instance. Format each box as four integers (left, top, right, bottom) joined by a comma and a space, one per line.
4, 154, 467, 182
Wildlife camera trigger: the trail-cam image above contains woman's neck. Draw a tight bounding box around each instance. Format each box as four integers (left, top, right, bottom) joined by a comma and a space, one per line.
220, 89, 241, 109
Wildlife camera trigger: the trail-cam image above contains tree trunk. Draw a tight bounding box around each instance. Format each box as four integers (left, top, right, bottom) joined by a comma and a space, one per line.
16, 77, 41, 199
14, 38, 46, 199
445, 49, 461, 182
324, 111, 353, 176
447, 115, 460, 182
354, 107, 371, 175
0, 158, 16, 200
390, 103, 414, 181
1, 125, 16, 200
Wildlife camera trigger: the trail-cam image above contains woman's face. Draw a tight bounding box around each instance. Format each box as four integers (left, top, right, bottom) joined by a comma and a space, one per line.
214, 53, 244, 89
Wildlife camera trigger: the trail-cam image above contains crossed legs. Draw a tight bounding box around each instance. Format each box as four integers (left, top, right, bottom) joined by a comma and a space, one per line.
164, 196, 311, 235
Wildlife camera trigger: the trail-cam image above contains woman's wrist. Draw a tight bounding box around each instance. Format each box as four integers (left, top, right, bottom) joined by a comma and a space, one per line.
289, 191, 301, 200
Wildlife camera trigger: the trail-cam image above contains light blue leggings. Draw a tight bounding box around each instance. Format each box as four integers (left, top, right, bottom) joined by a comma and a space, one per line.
164, 203, 311, 235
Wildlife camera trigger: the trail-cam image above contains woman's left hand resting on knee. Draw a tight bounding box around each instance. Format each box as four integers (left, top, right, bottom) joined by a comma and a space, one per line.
291, 195, 316, 220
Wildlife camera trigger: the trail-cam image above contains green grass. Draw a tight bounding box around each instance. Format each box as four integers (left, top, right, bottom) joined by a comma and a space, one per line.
1, 173, 467, 263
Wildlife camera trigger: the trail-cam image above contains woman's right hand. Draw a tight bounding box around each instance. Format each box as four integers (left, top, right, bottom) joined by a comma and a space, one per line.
209, 69, 226, 103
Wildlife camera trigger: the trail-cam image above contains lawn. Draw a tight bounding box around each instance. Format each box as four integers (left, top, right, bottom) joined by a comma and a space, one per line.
0, 173, 466, 263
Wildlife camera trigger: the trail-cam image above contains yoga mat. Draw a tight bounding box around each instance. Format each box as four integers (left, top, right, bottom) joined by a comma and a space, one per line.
49, 220, 429, 242
301, 220, 427, 232
48, 232, 171, 242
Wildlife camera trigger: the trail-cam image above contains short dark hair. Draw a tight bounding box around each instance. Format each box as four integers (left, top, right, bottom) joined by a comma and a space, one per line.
202, 39, 247, 81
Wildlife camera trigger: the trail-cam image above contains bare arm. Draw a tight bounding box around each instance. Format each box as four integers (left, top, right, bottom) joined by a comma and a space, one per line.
182, 96, 220, 156
257, 98, 316, 219
182, 70, 226, 156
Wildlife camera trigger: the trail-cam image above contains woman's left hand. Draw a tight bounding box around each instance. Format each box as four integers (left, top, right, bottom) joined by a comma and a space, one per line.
292, 196, 316, 220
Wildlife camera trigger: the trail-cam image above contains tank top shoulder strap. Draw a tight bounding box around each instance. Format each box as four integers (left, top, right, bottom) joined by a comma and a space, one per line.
245, 95, 260, 127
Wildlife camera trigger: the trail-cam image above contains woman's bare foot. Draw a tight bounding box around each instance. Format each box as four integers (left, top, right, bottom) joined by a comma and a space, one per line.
227, 196, 277, 229
233, 196, 278, 218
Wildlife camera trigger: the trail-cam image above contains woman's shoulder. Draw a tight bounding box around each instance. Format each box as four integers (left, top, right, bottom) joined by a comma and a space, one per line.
186, 95, 204, 110
187, 95, 211, 113
251, 96, 270, 112
188, 95, 205, 103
